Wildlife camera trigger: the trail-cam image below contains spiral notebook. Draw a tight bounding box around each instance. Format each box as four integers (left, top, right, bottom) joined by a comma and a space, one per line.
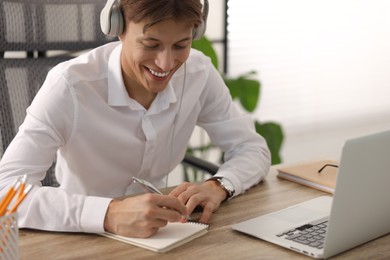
101, 222, 209, 253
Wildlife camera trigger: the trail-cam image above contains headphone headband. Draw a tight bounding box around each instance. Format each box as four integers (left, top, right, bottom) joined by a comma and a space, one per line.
100, 0, 208, 39
193, 0, 209, 40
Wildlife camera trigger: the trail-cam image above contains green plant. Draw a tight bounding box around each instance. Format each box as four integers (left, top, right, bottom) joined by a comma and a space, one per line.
184, 37, 284, 181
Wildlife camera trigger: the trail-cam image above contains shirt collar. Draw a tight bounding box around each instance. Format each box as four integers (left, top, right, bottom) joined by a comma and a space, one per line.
107, 44, 129, 107
107, 43, 178, 114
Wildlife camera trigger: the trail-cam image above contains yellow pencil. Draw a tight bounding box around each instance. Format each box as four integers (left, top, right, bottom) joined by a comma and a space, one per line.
0, 179, 21, 216
7, 184, 32, 214
0, 179, 18, 208
17, 175, 28, 200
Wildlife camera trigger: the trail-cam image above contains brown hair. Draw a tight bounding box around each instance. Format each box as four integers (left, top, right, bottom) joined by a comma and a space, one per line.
120, 0, 203, 32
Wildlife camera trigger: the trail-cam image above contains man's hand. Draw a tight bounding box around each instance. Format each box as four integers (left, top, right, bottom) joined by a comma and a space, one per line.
169, 181, 227, 224
104, 193, 188, 238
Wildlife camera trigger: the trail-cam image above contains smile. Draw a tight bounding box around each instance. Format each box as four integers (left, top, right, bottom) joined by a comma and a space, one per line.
147, 67, 171, 78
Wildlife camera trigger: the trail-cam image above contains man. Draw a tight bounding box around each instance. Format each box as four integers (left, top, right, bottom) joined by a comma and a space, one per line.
0, 0, 270, 238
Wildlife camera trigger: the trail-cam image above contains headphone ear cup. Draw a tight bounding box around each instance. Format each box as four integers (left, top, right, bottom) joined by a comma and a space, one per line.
100, 0, 124, 37
193, 0, 209, 40
193, 21, 205, 40
109, 6, 124, 36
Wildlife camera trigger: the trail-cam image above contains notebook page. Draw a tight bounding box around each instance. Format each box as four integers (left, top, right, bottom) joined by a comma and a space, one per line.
101, 222, 209, 253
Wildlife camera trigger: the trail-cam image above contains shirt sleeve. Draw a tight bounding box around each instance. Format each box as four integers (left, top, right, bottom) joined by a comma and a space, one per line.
197, 64, 271, 196
17, 185, 112, 233
0, 69, 111, 233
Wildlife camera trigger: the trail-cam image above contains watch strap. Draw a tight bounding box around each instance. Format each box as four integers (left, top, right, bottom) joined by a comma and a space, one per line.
208, 177, 235, 201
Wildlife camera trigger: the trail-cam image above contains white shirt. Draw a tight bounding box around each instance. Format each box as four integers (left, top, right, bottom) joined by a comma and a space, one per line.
0, 42, 270, 233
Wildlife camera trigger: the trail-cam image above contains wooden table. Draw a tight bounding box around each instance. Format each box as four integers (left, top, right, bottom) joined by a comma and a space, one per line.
19, 167, 390, 259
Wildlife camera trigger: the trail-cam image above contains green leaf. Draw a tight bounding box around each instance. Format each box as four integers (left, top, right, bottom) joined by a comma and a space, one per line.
237, 77, 260, 112
255, 121, 284, 165
224, 76, 260, 112
223, 77, 240, 99
191, 37, 219, 69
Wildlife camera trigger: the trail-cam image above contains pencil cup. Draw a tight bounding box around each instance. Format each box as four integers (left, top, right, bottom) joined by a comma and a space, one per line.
0, 213, 19, 260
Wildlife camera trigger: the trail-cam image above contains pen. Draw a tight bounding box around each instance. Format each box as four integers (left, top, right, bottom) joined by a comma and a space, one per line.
132, 177, 163, 195
132, 177, 192, 221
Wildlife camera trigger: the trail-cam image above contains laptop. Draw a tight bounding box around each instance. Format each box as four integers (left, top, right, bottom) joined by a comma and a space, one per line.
232, 130, 390, 259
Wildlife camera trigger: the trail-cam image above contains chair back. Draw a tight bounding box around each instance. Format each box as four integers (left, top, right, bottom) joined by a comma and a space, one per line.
0, 0, 115, 186
0, 0, 115, 57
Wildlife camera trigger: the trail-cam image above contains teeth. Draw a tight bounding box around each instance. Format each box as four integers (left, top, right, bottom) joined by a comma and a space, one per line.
148, 68, 170, 78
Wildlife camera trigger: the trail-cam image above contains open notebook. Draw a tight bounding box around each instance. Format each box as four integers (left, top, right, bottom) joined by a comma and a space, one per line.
101, 222, 209, 253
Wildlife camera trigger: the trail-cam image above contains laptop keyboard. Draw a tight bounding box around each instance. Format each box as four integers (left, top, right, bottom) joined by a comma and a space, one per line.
276, 219, 328, 249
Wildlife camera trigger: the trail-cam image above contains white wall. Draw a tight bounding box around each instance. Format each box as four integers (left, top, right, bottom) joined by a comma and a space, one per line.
227, 0, 390, 164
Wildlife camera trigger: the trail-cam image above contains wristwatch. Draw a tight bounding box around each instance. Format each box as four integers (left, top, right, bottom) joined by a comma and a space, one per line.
208, 177, 235, 201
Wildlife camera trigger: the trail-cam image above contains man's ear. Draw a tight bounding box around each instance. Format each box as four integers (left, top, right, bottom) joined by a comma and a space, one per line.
117, 23, 127, 41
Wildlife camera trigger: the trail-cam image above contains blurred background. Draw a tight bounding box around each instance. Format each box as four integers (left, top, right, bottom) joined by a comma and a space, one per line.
2, 0, 390, 185
202, 0, 390, 166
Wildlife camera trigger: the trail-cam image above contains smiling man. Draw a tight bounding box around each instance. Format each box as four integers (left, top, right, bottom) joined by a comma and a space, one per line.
119, 18, 193, 109
0, 0, 271, 238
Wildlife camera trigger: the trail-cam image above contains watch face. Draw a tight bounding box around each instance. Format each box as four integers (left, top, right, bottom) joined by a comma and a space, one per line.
222, 179, 233, 190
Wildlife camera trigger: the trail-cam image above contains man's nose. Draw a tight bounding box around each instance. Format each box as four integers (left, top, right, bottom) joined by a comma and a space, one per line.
155, 49, 175, 71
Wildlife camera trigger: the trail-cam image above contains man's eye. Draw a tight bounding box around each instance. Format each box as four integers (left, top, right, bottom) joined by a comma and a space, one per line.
144, 44, 159, 49
174, 45, 187, 49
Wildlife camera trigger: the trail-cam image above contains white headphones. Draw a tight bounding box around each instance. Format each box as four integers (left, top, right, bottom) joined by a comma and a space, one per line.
100, 0, 209, 40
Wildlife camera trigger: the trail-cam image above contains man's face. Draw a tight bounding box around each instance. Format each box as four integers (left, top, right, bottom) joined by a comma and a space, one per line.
119, 18, 193, 96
